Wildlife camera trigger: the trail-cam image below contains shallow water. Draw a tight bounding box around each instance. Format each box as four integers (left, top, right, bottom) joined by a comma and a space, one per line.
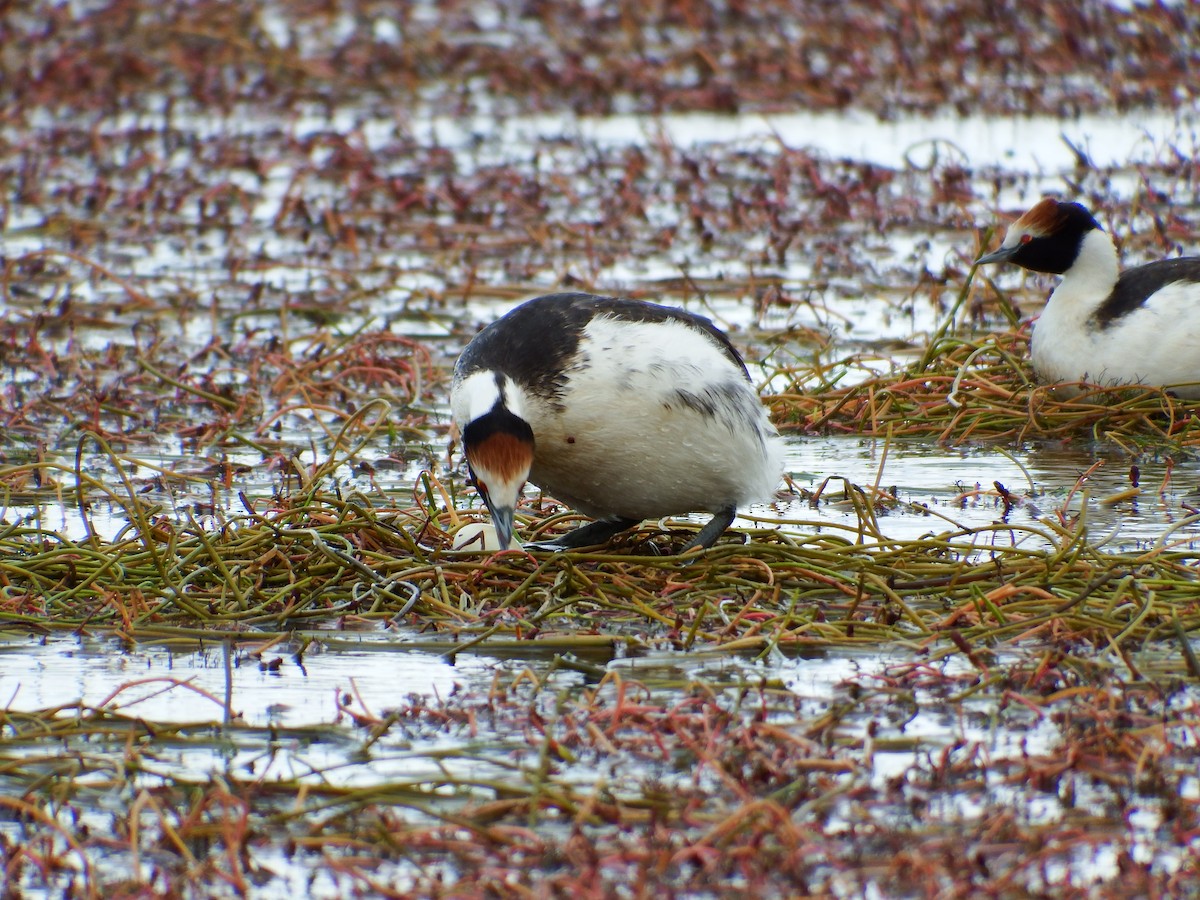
5, 60, 1200, 893
2, 628, 1194, 896
11, 430, 1199, 555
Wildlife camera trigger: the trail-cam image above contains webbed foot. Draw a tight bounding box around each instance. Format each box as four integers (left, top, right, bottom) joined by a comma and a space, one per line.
525, 517, 641, 551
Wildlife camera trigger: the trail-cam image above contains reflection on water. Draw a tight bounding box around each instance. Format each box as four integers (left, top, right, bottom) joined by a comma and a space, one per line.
1, 629, 1194, 895
778, 435, 1200, 552
8, 433, 1197, 552
0, 634, 1026, 790
0, 633, 468, 727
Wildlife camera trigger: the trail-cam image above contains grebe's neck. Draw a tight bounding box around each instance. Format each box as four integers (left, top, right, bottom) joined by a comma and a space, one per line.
1052, 228, 1120, 318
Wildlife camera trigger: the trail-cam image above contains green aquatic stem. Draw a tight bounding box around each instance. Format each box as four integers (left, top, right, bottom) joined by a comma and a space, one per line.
915, 238, 991, 373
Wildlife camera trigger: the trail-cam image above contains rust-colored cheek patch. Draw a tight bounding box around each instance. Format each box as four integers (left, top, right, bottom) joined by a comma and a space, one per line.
471, 432, 534, 482
1015, 197, 1067, 237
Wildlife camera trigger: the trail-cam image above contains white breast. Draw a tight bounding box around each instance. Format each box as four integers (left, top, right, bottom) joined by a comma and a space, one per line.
1033, 281, 1200, 399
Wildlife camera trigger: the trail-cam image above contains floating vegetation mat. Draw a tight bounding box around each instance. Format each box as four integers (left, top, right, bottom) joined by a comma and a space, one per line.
0, 463, 1198, 653
778, 324, 1200, 453
2, 462, 1200, 895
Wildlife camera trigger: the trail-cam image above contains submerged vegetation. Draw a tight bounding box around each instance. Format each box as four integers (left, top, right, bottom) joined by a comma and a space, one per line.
1, 0, 1199, 896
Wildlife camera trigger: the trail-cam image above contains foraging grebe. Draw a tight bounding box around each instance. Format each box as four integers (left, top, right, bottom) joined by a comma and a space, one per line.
450, 292, 785, 552
976, 197, 1200, 398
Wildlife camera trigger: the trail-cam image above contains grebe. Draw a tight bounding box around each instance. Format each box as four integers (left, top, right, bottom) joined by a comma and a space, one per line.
976, 197, 1200, 398
450, 292, 785, 552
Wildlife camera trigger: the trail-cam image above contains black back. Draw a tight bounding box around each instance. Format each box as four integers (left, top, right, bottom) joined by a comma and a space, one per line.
455, 292, 751, 402
1094, 256, 1200, 327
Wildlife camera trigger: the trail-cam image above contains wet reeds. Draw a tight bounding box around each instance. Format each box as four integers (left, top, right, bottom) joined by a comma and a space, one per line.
3, 0, 1200, 895
779, 325, 1200, 452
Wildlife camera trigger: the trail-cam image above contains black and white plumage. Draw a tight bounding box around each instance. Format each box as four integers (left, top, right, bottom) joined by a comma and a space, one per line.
976, 197, 1200, 398
450, 292, 785, 552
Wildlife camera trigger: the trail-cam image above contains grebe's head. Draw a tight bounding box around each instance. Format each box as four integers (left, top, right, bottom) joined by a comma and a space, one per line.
454, 371, 534, 550
976, 198, 1101, 275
